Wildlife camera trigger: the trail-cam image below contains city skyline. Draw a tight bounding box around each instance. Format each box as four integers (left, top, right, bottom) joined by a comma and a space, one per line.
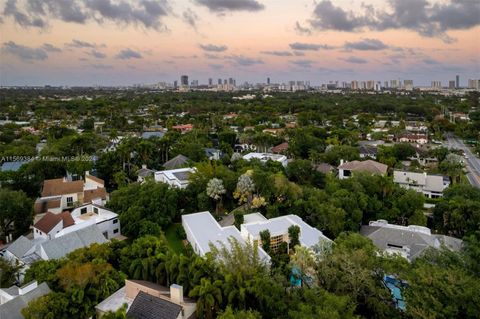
0, 0, 479, 86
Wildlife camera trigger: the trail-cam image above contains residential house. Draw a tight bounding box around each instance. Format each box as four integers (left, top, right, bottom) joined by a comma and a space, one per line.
358, 145, 378, 159
361, 220, 462, 261
338, 160, 388, 179
171, 124, 193, 134
0, 161, 29, 172
182, 211, 270, 263
243, 152, 288, 167
141, 131, 165, 139
137, 164, 156, 183
314, 163, 335, 175
204, 148, 222, 160
0, 281, 50, 319
34, 172, 108, 214
240, 213, 332, 253
262, 128, 284, 136
4, 225, 107, 268
271, 142, 289, 155
399, 133, 428, 145
393, 170, 450, 198
96, 280, 196, 319
155, 168, 196, 189
163, 155, 190, 170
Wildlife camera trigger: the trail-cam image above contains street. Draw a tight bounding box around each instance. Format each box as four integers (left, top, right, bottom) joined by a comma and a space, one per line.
445, 134, 480, 188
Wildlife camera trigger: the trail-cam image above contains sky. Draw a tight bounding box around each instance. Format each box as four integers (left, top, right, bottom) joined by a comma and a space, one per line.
0, 0, 479, 86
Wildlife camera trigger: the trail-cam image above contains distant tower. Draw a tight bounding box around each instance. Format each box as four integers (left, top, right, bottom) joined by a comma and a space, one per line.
456, 75, 459, 88
267, 77, 271, 85
173, 80, 178, 89
218, 78, 222, 85
208, 78, 213, 86
180, 75, 188, 87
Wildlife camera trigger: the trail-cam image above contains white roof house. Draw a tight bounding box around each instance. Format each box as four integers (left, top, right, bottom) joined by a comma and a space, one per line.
0, 281, 50, 319
182, 212, 270, 263
155, 168, 196, 189
393, 170, 450, 198
240, 213, 332, 251
242, 152, 288, 167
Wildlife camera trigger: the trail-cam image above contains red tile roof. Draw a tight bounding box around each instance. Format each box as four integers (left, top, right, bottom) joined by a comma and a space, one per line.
34, 212, 62, 234
41, 179, 83, 197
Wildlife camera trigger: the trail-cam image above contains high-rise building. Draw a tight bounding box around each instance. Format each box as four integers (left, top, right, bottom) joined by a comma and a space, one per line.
267, 77, 270, 85
218, 78, 222, 85
431, 81, 442, 90
208, 78, 213, 86
180, 75, 188, 87
449, 80, 455, 89
384, 81, 389, 88
366, 80, 375, 90
456, 75, 459, 88
404, 80, 413, 90
173, 80, 178, 89
351, 81, 359, 90
390, 80, 398, 89
468, 79, 480, 90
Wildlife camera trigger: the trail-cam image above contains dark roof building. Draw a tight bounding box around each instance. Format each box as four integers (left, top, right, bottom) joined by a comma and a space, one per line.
127, 291, 182, 319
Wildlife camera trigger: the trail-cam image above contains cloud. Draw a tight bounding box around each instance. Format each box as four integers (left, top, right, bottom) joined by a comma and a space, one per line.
293, 51, 305, 56
3, 0, 47, 28
307, 0, 480, 42
2, 41, 48, 61
66, 39, 104, 49
209, 63, 223, 69
115, 48, 142, 59
260, 50, 293, 56
2, 0, 170, 30
289, 42, 334, 51
195, 0, 264, 12
199, 43, 228, 52
290, 59, 315, 68
226, 55, 263, 66
294, 21, 312, 35
41, 43, 62, 52
341, 56, 368, 64
88, 49, 107, 59
204, 53, 220, 59
88, 63, 113, 69
423, 58, 440, 65
344, 38, 388, 51
183, 8, 198, 29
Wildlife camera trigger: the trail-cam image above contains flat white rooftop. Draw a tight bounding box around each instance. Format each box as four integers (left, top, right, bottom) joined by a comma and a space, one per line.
182, 211, 270, 262
241, 214, 332, 248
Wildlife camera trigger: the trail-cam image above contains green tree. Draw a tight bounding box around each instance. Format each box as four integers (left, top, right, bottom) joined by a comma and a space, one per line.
189, 278, 223, 319
206, 178, 226, 217
259, 230, 271, 254
0, 258, 21, 287
288, 225, 300, 250
0, 188, 33, 241
217, 306, 261, 319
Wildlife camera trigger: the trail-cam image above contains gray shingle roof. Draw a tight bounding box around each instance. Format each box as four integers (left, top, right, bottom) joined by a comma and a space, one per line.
41, 225, 107, 260
0, 282, 50, 319
163, 155, 190, 170
7, 236, 34, 259
127, 291, 182, 319
361, 224, 463, 260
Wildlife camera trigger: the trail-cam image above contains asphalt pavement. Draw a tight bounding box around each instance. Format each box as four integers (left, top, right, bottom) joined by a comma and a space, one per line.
445, 134, 480, 188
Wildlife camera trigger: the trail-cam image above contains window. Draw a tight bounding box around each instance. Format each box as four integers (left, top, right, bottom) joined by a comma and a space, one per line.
94, 207, 98, 214
66, 197, 73, 207
80, 207, 87, 215
113, 229, 119, 234
270, 234, 284, 253
102, 231, 108, 239
343, 170, 351, 177
113, 219, 118, 224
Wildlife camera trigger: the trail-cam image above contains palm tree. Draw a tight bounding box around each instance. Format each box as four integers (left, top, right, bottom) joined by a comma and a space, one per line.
206, 178, 226, 217
189, 278, 223, 319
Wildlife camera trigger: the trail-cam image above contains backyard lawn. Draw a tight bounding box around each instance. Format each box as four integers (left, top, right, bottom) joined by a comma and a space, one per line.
165, 223, 185, 254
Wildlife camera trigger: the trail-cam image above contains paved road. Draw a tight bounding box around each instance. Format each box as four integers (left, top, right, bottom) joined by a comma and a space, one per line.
445, 134, 480, 188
